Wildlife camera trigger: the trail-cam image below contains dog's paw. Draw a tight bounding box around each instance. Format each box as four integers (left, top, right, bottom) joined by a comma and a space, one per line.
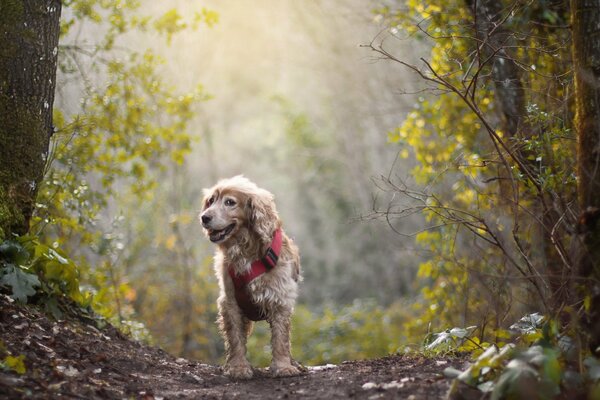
224, 363, 253, 379
270, 363, 301, 377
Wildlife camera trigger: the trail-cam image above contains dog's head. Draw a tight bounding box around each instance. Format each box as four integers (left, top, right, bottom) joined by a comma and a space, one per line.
200, 176, 280, 245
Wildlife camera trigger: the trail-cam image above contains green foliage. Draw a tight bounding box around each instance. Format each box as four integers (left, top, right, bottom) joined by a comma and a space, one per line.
423, 325, 479, 354
0, 234, 155, 341
27, 1, 217, 343
151, 8, 218, 43
376, 0, 576, 355
378, 1, 514, 342
246, 300, 411, 367
60, 1, 217, 50
448, 344, 563, 399
0, 237, 86, 307
123, 201, 222, 359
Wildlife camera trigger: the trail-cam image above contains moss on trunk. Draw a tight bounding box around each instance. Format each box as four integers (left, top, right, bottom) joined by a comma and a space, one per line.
0, 0, 61, 238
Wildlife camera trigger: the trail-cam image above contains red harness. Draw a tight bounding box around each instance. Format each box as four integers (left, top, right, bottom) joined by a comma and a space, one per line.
228, 229, 283, 321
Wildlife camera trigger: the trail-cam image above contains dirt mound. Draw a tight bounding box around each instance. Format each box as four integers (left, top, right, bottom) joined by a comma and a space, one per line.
0, 295, 464, 399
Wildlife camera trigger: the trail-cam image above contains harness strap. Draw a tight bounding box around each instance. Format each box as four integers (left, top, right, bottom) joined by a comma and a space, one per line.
228, 229, 283, 321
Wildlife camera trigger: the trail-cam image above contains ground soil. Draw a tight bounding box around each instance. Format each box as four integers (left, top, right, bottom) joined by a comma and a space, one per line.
0, 294, 467, 399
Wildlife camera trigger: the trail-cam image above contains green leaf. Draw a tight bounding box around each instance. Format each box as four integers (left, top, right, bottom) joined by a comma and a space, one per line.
584, 356, 600, 382
0, 264, 40, 303
0, 241, 30, 265
491, 360, 538, 400
540, 348, 561, 385
43, 296, 63, 320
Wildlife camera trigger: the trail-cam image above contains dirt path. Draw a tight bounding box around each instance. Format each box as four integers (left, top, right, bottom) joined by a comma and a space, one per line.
0, 295, 464, 399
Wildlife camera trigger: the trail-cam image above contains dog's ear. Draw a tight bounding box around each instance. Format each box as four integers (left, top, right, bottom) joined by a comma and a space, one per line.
247, 189, 280, 242
201, 188, 215, 211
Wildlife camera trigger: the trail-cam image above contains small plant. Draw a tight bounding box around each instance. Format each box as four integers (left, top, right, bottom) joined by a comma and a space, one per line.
0, 236, 90, 313
439, 313, 600, 399
423, 325, 479, 354
0, 240, 41, 303
0, 236, 150, 341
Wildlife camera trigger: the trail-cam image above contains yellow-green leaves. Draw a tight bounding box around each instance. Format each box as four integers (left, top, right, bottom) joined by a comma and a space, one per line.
1, 340, 27, 375
196, 8, 219, 28
380, 0, 575, 356
154, 7, 219, 43
153, 9, 186, 44
38, 0, 219, 341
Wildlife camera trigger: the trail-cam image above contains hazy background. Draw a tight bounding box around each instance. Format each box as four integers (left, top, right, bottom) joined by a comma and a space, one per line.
53, 0, 432, 360
147, 0, 427, 305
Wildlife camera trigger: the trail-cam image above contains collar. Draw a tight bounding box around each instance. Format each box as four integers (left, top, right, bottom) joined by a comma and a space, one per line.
229, 228, 283, 291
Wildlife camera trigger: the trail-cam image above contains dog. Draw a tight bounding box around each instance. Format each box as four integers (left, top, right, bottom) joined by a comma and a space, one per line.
200, 175, 302, 379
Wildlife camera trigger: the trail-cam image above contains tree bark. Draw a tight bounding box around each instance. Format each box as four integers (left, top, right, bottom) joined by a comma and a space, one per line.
572, 0, 600, 355
0, 0, 62, 238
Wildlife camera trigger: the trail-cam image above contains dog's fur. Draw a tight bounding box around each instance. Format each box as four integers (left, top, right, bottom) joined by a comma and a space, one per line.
200, 176, 301, 378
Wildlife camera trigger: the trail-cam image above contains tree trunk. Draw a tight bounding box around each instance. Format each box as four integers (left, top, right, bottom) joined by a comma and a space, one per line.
571, 0, 600, 355
0, 0, 62, 239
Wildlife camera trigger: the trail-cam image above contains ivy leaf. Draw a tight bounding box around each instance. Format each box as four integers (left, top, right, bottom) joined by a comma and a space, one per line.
0, 264, 40, 303
0, 241, 30, 265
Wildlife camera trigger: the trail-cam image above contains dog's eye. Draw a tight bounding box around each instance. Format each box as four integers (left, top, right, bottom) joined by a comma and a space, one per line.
207, 197, 215, 207
224, 199, 236, 207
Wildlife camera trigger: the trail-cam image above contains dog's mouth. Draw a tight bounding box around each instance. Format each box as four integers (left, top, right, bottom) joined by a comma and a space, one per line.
208, 223, 236, 243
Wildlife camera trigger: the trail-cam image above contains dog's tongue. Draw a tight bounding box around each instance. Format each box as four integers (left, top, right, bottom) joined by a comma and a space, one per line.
210, 230, 224, 242
209, 223, 235, 242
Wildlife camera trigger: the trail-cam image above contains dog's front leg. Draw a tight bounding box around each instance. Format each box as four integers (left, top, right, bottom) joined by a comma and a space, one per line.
269, 310, 300, 377
218, 297, 253, 379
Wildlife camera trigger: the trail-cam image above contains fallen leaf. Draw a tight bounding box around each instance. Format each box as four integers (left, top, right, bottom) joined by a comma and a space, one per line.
4, 355, 26, 374
382, 380, 404, 389
48, 381, 66, 391
56, 365, 79, 377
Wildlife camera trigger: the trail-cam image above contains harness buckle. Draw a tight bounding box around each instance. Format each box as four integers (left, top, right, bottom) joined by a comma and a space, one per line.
262, 247, 278, 270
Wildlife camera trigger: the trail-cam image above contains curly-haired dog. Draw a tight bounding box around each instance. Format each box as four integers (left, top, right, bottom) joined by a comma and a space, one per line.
200, 176, 302, 379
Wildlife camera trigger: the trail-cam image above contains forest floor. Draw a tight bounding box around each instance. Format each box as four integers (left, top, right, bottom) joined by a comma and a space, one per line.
0, 294, 467, 399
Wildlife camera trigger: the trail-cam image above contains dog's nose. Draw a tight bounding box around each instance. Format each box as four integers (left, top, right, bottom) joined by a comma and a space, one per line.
201, 214, 212, 225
